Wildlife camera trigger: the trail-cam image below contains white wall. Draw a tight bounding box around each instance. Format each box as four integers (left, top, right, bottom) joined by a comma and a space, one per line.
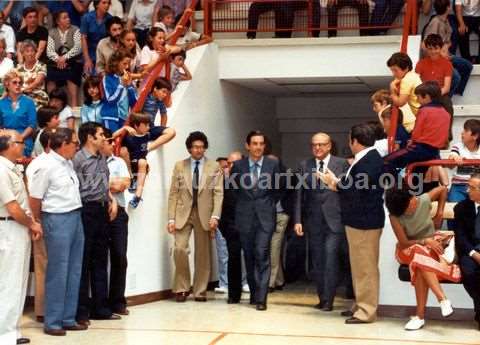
125, 44, 278, 296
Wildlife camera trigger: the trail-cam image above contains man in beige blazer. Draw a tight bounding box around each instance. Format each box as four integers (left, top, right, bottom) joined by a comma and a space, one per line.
167, 131, 224, 302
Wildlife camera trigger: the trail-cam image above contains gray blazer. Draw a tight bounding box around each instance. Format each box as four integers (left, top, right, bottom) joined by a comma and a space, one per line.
293, 156, 349, 234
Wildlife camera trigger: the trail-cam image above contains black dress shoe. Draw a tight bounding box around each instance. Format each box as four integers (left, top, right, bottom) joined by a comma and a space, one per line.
16, 338, 30, 344
256, 303, 267, 311
345, 317, 368, 324
36, 316, 44, 323
268, 287, 275, 293
227, 298, 240, 304
322, 303, 333, 312
44, 328, 67, 336
275, 285, 284, 291
77, 319, 90, 326
92, 314, 121, 320
341, 310, 354, 317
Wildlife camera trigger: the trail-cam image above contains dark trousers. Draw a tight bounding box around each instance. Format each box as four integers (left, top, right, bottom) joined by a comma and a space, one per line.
220, 224, 242, 301
247, 2, 291, 38
77, 202, 112, 321
108, 207, 129, 312
383, 142, 440, 176
459, 255, 480, 320
327, 0, 369, 37
239, 213, 274, 304
369, 0, 404, 35
306, 212, 352, 305
451, 55, 473, 96
282, 1, 322, 37
458, 16, 480, 63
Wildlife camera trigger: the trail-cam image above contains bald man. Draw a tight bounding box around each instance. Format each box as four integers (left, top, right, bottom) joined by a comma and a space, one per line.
293, 133, 351, 311
219, 151, 244, 303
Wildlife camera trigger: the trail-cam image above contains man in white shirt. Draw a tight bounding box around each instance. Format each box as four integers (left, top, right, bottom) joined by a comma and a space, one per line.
0, 11, 15, 58
456, 0, 480, 63
101, 129, 131, 315
0, 129, 42, 345
26, 129, 52, 324
29, 128, 86, 336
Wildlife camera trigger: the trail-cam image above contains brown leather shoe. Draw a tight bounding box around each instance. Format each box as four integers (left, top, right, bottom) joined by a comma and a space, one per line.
63, 324, 88, 331
36, 316, 44, 323
194, 296, 207, 302
176, 292, 188, 302
77, 319, 91, 326
44, 328, 66, 336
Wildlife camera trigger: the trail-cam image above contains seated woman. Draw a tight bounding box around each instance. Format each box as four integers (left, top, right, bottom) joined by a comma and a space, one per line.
46, 10, 82, 108
0, 70, 37, 156
16, 39, 49, 109
0, 37, 14, 95
385, 185, 461, 331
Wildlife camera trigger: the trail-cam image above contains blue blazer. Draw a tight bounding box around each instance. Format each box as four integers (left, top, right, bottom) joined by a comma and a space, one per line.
338, 149, 385, 230
230, 156, 283, 233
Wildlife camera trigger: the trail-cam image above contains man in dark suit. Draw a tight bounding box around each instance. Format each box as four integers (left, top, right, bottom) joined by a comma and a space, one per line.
321, 124, 385, 324
453, 174, 480, 330
230, 130, 283, 311
294, 132, 351, 312
218, 151, 243, 304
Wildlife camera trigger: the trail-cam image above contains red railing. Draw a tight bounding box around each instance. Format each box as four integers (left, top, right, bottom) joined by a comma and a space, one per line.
388, 0, 416, 153
113, 0, 198, 155
406, 159, 480, 186
203, 0, 407, 37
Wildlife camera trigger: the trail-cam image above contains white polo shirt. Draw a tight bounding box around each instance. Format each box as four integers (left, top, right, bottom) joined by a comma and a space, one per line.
29, 150, 82, 214
0, 156, 29, 217
26, 152, 50, 184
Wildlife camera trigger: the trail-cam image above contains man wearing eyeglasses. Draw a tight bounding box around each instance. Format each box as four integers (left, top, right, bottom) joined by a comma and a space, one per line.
453, 173, 480, 331
0, 129, 42, 345
29, 128, 86, 336
293, 132, 352, 312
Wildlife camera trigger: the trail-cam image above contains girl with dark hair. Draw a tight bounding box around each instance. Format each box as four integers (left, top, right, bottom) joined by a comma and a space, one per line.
80, 76, 104, 123
46, 10, 82, 108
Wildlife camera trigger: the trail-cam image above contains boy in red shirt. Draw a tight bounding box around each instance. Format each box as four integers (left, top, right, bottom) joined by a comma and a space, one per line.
415, 34, 454, 118
384, 81, 451, 176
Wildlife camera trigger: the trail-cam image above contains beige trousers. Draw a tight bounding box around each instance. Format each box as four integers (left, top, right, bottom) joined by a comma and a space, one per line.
33, 238, 47, 317
345, 226, 382, 323
173, 208, 211, 297
269, 212, 289, 288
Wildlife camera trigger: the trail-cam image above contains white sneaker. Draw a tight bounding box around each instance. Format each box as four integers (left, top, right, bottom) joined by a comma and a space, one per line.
404, 316, 425, 331
242, 284, 250, 293
214, 287, 227, 294
440, 299, 454, 317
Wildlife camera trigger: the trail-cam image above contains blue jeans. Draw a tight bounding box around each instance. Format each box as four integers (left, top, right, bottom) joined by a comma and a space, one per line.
450, 56, 473, 96
216, 229, 229, 288
43, 209, 84, 330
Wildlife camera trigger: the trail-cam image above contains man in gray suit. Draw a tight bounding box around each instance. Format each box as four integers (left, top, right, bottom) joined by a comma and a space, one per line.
230, 130, 284, 311
294, 132, 352, 311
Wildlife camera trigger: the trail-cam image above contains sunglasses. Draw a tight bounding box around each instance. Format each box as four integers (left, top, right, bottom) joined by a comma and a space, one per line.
10, 80, 23, 86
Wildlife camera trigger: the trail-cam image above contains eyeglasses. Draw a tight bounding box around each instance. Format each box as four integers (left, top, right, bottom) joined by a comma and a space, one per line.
10, 80, 23, 86
13, 140, 24, 145
311, 143, 330, 147
70, 140, 80, 146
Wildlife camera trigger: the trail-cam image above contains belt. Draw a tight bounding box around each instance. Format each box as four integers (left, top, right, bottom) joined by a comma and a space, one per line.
0, 216, 14, 221
83, 200, 108, 207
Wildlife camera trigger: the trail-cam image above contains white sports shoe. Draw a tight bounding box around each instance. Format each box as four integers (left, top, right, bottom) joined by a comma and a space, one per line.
404, 316, 425, 331
440, 299, 454, 317
214, 287, 227, 294
242, 284, 250, 293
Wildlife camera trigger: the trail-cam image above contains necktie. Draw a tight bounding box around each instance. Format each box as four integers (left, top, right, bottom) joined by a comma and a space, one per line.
192, 160, 199, 207
318, 160, 324, 173
252, 162, 260, 186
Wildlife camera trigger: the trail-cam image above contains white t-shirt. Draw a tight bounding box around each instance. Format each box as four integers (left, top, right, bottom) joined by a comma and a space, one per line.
59, 105, 74, 128
128, 0, 156, 30
450, 141, 480, 184
455, 0, 480, 16
139, 45, 166, 88
0, 57, 14, 79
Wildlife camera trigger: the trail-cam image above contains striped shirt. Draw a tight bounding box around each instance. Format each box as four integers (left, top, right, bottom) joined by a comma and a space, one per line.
450, 142, 480, 184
